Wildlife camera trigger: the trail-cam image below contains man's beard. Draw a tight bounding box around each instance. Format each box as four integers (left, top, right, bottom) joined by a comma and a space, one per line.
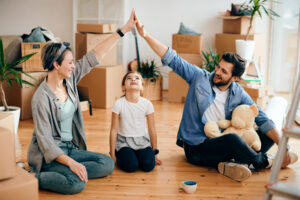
213, 75, 232, 87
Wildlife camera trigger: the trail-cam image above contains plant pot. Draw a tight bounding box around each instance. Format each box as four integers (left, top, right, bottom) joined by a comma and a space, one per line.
0, 106, 21, 135
235, 39, 255, 60
142, 77, 162, 101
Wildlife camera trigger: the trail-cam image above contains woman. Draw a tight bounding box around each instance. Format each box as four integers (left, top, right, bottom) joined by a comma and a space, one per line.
27, 9, 137, 194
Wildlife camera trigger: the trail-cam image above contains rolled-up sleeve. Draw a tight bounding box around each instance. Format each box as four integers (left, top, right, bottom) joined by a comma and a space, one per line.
161, 48, 177, 66
73, 50, 100, 84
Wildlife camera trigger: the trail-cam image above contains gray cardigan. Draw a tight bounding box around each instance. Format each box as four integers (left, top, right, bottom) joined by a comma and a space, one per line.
27, 51, 99, 172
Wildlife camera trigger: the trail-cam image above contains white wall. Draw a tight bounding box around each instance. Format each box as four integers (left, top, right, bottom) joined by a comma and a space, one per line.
0, 0, 73, 46
0, 0, 270, 89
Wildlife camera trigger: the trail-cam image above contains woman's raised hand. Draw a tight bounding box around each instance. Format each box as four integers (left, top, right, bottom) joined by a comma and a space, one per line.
121, 9, 138, 34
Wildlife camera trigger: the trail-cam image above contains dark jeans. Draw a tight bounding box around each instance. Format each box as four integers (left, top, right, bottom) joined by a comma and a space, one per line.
38, 143, 115, 194
116, 146, 155, 172
184, 131, 274, 170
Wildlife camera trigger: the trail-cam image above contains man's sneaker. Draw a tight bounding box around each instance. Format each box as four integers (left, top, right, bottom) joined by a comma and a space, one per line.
218, 162, 252, 182
266, 152, 298, 169
266, 154, 275, 169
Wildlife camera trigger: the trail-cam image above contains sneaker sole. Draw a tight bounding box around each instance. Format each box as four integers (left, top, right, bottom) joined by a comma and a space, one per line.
218, 162, 252, 182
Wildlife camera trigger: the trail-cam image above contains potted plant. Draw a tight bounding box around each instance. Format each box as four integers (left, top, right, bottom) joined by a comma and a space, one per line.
0, 37, 36, 134
138, 59, 162, 101
201, 47, 221, 72
235, 0, 280, 60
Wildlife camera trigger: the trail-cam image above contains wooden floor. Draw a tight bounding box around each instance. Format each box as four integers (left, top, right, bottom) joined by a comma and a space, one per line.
18, 94, 300, 200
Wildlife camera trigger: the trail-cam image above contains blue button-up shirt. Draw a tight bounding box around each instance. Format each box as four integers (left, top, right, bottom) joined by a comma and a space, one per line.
161, 48, 275, 147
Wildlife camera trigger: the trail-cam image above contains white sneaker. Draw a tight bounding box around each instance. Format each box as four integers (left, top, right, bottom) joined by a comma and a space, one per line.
266, 154, 275, 169
218, 162, 252, 182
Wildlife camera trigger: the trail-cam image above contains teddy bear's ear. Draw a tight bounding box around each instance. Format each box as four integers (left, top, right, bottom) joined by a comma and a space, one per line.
250, 104, 259, 117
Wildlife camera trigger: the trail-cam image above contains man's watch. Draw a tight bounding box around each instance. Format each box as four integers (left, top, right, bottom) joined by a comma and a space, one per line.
116, 28, 124, 37
153, 149, 159, 155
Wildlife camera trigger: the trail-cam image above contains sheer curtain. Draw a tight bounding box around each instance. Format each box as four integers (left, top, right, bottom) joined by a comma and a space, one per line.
269, 0, 300, 93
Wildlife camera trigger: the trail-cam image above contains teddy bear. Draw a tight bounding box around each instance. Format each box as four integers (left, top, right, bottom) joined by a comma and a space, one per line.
204, 104, 261, 151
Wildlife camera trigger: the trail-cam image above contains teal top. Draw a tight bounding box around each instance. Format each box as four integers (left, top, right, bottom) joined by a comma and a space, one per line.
60, 97, 76, 141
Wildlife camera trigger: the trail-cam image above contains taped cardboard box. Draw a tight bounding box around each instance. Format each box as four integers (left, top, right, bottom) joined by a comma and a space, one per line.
222, 16, 255, 34
168, 71, 189, 103
172, 34, 202, 54
0, 127, 15, 181
76, 33, 117, 66
0, 72, 47, 120
215, 33, 266, 63
77, 24, 117, 33
0, 166, 38, 200
178, 53, 202, 67
77, 65, 124, 108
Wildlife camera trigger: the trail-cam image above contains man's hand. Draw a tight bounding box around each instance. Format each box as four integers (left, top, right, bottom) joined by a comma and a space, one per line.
281, 150, 291, 169
135, 13, 147, 38
155, 155, 162, 165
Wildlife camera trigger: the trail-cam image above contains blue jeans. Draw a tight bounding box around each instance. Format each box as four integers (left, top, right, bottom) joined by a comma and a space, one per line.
37, 142, 114, 194
184, 131, 274, 170
116, 146, 155, 172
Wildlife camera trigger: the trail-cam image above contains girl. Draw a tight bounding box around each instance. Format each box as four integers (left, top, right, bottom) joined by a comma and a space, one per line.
109, 71, 162, 172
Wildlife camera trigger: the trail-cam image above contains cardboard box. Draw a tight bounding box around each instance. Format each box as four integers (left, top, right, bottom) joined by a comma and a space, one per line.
21, 42, 49, 72
143, 77, 162, 101
178, 53, 202, 67
242, 85, 273, 98
0, 166, 38, 200
77, 65, 125, 108
77, 24, 117, 33
76, 33, 117, 66
0, 72, 47, 120
215, 33, 266, 64
0, 126, 15, 181
172, 34, 202, 54
222, 16, 255, 34
252, 96, 268, 110
168, 71, 189, 103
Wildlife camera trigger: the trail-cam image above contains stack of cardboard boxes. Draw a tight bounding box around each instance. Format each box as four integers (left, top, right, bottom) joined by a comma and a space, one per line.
76, 24, 125, 108
216, 16, 266, 66
0, 114, 38, 200
216, 16, 272, 110
169, 34, 203, 103
0, 37, 48, 120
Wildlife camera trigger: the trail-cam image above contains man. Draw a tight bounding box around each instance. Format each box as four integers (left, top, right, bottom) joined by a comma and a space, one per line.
134, 14, 297, 182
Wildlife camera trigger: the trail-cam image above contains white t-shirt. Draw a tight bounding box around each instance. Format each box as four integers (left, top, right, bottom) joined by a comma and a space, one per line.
204, 86, 229, 122
112, 96, 154, 137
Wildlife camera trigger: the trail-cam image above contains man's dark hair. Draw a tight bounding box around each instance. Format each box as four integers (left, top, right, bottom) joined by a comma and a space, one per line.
222, 52, 245, 78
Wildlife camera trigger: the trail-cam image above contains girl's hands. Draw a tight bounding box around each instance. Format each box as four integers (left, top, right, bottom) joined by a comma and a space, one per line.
110, 152, 117, 164
121, 9, 138, 34
155, 155, 162, 165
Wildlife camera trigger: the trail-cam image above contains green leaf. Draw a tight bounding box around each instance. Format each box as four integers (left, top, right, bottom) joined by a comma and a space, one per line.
0, 37, 5, 70
7, 52, 36, 69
